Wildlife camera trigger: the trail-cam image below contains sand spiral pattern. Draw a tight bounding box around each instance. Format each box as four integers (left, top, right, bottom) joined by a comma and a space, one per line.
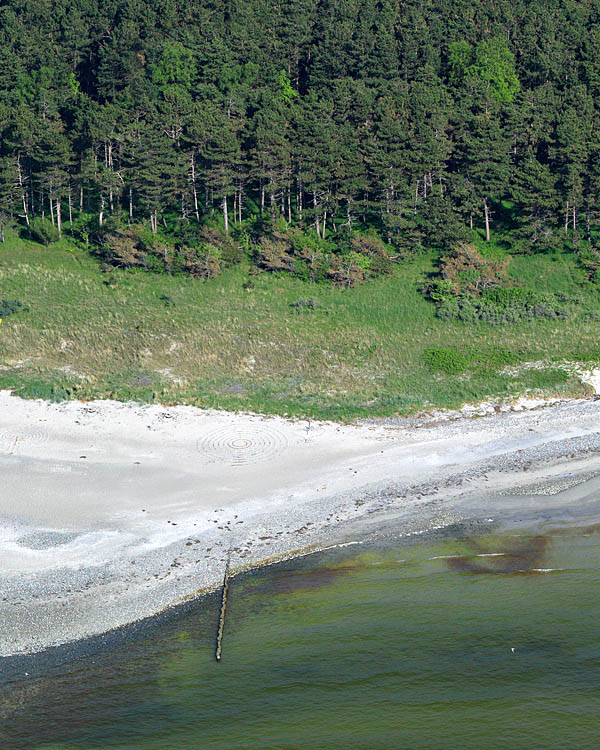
0, 428, 50, 454
197, 424, 288, 466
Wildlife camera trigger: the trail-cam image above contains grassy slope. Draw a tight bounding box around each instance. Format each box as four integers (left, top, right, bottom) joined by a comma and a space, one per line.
0, 231, 598, 420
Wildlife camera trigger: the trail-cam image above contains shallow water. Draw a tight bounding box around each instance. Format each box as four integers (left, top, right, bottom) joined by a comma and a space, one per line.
2, 524, 600, 749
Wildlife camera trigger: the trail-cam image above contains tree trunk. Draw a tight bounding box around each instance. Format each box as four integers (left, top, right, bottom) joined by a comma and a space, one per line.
68, 188, 73, 226
79, 158, 84, 211
483, 199, 490, 242
16, 154, 30, 227
223, 194, 229, 234
50, 195, 55, 226
238, 185, 242, 224
192, 183, 199, 221
565, 202, 569, 235
313, 192, 320, 238
587, 208, 591, 242
287, 186, 291, 224
190, 152, 200, 221
129, 186, 133, 222
99, 195, 104, 227
107, 143, 114, 210
56, 198, 62, 236
260, 180, 264, 215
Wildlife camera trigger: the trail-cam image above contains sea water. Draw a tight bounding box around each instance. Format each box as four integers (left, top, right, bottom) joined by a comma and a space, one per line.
2, 523, 600, 749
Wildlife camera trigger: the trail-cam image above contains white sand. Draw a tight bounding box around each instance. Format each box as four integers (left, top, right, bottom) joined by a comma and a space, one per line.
2, 390, 600, 657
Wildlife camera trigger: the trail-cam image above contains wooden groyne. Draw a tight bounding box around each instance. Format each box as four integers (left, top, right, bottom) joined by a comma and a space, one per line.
215, 558, 230, 662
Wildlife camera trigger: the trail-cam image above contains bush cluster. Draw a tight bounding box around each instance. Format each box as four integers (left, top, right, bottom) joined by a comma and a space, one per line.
579, 247, 600, 283
438, 243, 509, 295
289, 298, 319, 313
0, 299, 27, 316
253, 228, 396, 287
423, 348, 469, 374
424, 242, 572, 324
89, 216, 396, 287
95, 223, 243, 278
436, 287, 570, 324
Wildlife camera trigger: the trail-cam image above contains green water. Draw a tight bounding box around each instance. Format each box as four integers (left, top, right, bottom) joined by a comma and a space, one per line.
2, 525, 600, 749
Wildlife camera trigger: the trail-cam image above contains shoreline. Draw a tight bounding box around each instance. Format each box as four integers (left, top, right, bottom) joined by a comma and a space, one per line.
1, 390, 600, 658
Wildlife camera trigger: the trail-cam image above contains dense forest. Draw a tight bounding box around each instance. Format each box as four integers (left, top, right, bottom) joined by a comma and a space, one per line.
1, 0, 600, 287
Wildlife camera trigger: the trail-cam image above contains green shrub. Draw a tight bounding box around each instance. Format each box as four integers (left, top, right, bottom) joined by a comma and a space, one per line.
292, 259, 310, 281
426, 278, 454, 302
484, 287, 538, 308
290, 298, 318, 313
0, 299, 28, 316
578, 247, 600, 282
436, 288, 570, 324
28, 217, 60, 246
423, 348, 468, 374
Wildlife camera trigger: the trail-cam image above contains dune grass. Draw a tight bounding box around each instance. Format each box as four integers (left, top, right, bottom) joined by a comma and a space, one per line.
0, 230, 598, 420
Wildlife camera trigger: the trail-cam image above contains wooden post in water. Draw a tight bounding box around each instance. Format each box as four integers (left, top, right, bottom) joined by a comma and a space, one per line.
215, 558, 230, 662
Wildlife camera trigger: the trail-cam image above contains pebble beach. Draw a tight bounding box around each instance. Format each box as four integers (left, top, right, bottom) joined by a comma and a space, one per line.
2, 390, 600, 658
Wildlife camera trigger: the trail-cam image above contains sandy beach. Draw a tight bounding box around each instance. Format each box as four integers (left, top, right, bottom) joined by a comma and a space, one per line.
1, 390, 600, 658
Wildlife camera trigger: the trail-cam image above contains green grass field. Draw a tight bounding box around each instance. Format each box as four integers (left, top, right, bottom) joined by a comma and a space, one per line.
0, 230, 598, 420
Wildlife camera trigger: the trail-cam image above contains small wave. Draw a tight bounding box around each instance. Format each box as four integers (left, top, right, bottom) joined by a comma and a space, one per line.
317, 540, 363, 553
430, 552, 507, 560
429, 554, 461, 560
531, 568, 564, 573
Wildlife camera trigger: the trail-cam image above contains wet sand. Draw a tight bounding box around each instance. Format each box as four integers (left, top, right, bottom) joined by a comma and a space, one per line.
1, 390, 600, 657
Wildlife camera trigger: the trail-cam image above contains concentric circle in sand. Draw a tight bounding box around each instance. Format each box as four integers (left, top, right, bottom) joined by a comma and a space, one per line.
197, 424, 288, 466
0, 428, 50, 454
